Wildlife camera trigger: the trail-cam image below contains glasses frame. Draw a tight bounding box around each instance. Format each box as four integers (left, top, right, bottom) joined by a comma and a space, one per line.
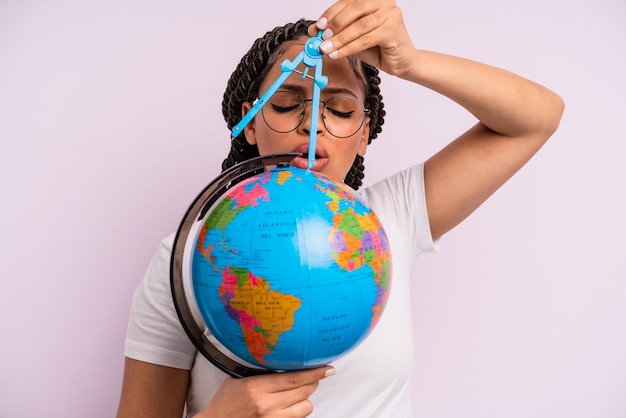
257, 91, 371, 139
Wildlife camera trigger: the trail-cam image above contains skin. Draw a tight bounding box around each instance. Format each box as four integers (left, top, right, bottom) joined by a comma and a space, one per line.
117, 1, 564, 417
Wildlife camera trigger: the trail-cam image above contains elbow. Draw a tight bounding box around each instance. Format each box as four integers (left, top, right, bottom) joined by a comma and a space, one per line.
542, 90, 565, 138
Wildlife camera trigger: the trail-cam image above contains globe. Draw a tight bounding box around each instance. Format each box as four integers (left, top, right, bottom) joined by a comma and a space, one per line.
188, 163, 392, 372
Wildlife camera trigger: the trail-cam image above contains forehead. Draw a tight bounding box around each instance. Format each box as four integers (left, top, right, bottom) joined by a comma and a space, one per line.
259, 42, 365, 99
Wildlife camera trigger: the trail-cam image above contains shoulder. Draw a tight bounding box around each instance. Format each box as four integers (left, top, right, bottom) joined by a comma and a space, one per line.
124, 232, 197, 370
361, 163, 438, 256
360, 163, 426, 220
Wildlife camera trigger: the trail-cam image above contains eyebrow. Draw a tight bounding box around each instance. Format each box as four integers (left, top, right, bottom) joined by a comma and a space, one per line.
278, 83, 359, 99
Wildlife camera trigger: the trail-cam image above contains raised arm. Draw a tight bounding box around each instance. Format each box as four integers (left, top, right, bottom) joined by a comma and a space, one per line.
310, 0, 564, 239
406, 50, 564, 239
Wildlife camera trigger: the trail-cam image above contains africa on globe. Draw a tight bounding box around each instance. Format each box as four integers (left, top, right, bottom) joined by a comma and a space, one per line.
191, 165, 392, 371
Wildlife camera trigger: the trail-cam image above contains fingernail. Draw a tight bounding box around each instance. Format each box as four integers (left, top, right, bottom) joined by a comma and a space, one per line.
325, 367, 336, 377
320, 40, 333, 53
317, 17, 328, 30
328, 50, 339, 59
322, 28, 333, 40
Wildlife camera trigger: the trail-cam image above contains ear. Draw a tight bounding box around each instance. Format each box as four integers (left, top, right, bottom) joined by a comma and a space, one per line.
241, 101, 257, 145
356, 117, 370, 157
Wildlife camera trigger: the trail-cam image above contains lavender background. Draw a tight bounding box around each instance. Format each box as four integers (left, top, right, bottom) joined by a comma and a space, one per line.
1, 0, 625, 416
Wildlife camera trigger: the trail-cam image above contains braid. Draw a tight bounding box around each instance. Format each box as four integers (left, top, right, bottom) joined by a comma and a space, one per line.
347, 60, 385, 189
344, 154, 365, 190
221, 19, 385, 190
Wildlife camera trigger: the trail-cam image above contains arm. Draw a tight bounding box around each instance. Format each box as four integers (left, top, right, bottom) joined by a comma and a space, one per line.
116, 356, 334, 418
116, 358, 189, 418
408, 50, 564, 239
311, 0, 564, 239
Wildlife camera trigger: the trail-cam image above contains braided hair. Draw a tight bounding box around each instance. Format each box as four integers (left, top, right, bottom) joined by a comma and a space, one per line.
221, 19, 385, 190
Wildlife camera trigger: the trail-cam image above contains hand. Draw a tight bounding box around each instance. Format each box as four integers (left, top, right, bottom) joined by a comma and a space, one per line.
308, 0, 416, 77
197, 366, 335, 418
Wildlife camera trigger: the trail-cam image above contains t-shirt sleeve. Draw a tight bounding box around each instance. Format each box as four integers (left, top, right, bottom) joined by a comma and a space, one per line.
124, 234, 197, 370
361, 163, 439, 257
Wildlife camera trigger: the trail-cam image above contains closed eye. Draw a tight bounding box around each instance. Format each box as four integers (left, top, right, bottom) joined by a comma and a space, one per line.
270, 103, 301, 113
326, 108, 355, 119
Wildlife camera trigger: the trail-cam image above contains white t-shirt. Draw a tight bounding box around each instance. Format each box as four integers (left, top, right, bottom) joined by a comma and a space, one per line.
125, 163, 437, 417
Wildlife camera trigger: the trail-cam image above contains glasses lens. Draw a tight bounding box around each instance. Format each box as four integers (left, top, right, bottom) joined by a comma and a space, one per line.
322, 96, 367, 138
261, 91, 304, 133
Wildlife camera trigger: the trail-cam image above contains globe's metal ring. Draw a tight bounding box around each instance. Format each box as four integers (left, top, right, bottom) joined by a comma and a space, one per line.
170, 153, 300, 378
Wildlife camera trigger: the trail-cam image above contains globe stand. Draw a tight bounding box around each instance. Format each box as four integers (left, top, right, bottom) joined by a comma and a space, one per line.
170, 153, 300, 378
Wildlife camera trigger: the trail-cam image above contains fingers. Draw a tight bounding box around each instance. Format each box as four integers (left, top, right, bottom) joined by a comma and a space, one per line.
259, 366, 334, 415
268, 365, 335, 394
310, 0, 397, 57
308, 0, 352, 37
308, 0, 416, 76
212, 366, 334, 417
310, 0, 370, 33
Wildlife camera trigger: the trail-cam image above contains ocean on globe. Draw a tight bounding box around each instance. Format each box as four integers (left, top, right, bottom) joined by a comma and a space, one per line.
191, 165, 392, 371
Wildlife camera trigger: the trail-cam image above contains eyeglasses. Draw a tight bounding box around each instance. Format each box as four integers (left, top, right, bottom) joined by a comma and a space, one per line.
258, 91, 371, 139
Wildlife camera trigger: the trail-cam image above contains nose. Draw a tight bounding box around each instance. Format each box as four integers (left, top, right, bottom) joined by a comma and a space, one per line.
298, 100, 325, 136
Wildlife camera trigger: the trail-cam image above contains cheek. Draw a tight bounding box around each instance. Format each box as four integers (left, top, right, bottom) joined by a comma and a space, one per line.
344, 133, 368, 158
256, 141, 274, 155
252, 126, 285, 154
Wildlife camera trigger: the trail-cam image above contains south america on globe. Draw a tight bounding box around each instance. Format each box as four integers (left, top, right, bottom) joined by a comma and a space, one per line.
191, 165, 392, 371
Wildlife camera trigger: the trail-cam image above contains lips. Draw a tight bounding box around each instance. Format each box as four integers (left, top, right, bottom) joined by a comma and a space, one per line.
291, 143, 329, 171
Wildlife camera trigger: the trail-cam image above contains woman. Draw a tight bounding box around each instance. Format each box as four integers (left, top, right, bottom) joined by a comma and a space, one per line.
117, 1, 564, 417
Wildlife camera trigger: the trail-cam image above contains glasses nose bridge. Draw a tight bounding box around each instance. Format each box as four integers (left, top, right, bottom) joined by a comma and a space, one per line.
301, 98, 328, 115
300, 98, 327, 132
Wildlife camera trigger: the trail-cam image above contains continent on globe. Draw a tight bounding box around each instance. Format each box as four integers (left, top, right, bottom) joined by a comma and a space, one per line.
316, 175, 392, 328
218, 266, 301, 366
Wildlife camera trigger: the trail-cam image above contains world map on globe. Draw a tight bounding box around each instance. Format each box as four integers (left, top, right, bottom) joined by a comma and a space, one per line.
191, 166, 392, 370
